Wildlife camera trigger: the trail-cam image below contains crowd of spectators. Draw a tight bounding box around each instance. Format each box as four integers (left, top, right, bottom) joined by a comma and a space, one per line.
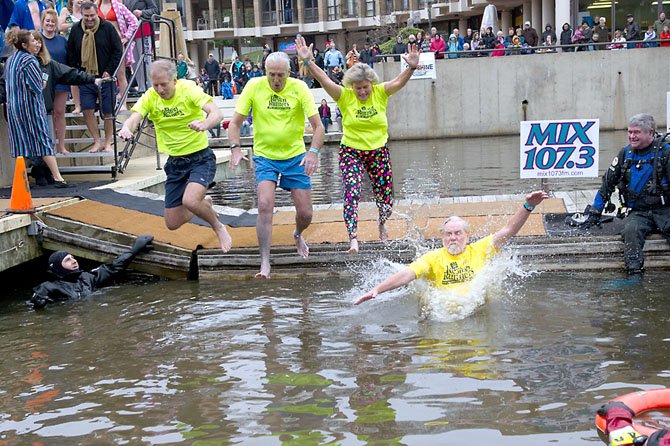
189, 10, 670, 99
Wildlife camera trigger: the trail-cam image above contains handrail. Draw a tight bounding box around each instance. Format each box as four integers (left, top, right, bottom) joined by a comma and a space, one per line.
97, 14, 177, 176
375, 37, 670, 60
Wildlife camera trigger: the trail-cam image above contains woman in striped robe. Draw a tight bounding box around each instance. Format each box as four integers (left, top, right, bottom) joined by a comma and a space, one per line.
5, 28, 70, 187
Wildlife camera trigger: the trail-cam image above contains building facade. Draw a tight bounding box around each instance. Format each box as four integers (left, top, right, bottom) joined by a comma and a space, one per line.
180, 0, 665, 66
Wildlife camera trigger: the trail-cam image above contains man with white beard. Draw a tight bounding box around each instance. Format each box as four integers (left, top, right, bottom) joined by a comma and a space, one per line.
355, 191, 548, 304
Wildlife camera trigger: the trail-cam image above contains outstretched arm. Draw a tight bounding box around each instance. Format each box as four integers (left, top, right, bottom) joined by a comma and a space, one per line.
384, 43, 420, 96
493, 190, 549, 250
355, 268, 417, 305
295, 35, 343, 101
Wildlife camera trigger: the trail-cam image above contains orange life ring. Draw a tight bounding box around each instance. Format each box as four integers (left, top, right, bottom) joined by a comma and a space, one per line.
595, 388, 670, 438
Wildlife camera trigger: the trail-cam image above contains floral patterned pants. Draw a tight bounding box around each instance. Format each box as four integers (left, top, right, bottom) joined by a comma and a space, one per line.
338, 144, 394, 240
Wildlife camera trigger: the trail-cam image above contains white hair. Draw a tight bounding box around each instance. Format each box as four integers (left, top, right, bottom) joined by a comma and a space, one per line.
443, 216, 469, 232
264, 51, 290, 71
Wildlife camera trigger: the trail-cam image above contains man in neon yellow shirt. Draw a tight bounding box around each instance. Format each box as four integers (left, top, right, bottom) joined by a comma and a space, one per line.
228, 52, 325, 279
119, 60, 233, 253
355, 191, 549, 305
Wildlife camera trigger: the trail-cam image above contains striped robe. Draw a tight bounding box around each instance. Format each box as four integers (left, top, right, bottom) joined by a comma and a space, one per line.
6, 50, 53, 158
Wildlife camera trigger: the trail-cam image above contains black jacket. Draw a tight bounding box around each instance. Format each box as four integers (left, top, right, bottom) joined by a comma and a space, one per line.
625, 20, 641, 42
42, 60, 95, 113
204, 59, 220, 80
67, 19, 123, 77
32, 251, 136, 306
560, 26, 573, 46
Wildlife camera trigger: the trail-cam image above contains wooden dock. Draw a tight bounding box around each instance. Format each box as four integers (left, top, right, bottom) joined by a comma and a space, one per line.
19, 191, 670, 279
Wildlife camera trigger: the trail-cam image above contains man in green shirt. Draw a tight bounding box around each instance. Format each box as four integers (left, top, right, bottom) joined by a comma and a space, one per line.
228, 51, 325, 278
119, 59, 233, 253
176, 53, 192, 80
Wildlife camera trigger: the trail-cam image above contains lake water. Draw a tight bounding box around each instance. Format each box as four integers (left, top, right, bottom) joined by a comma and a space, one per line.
2, 263, 669, 445
2, 131, 667, 444
208, 132, 626, 209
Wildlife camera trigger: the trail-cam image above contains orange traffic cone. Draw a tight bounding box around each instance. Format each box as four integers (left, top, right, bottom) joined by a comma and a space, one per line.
7, 156, 35, 213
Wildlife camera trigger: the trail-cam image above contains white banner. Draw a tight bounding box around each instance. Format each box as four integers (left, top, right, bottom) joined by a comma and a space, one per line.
519, 119, 600, 179
400, 52, 436, 80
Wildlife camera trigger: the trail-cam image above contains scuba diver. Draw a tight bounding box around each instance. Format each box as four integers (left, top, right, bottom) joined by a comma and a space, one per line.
568, 113, 670, 276
31, 234, 155, 310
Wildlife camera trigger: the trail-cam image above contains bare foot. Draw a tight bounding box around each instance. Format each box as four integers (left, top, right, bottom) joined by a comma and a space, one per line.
72, 107, 81, 115
57, 148, 70, 155
347, 238, 359, 254
379, 223, 388, 241
255, 261, 271, 279
214, 223, 232, 253
294, 231, 309, 258
88, 145, 104, 153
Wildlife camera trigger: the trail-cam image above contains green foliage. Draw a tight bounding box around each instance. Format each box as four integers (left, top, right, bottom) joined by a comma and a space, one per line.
379, 26, 423, 54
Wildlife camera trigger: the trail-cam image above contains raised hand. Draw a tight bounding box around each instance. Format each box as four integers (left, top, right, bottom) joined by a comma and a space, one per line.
402, 43, 421, 67
526, 190, 550, 207
295, 35, 313, 61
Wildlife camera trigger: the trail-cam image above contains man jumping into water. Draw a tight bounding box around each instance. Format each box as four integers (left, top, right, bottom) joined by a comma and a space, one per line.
119, 60, 233, 253
228, 51, 325, 278
355, 191, 549, 304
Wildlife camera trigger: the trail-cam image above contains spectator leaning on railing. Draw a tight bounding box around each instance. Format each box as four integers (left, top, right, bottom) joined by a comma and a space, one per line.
624, 14, 640, 48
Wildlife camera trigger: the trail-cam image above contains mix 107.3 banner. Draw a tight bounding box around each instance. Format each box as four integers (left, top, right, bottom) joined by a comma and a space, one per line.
519, 119, 600, 179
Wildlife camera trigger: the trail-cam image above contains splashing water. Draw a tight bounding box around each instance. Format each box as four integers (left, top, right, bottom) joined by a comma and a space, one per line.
351, 246, 538, 322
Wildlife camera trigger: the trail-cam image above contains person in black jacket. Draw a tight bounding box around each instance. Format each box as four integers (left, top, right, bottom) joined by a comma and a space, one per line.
31, 234, 154, 310
67, 2, 123, 153
624, 14, 640, 49
560, 22, 574, 52
203, 53, 220, 96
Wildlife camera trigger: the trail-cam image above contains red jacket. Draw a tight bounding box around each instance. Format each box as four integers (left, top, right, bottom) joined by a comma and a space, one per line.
430, 36, 446, 59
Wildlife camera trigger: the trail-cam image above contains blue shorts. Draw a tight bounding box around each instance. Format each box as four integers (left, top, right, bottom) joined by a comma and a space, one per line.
80, 82, 116, 115
253, 153, 311, 190
163, 148, 216, 208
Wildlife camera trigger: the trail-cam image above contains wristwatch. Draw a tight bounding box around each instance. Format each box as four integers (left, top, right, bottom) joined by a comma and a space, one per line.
230, 143, 240, 149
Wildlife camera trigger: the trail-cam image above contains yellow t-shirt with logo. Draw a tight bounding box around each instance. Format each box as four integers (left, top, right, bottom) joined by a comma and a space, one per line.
337, 83, 389, 150
408, 235, 499, 289
235, 77, 317, 160
131, 79, 211, 156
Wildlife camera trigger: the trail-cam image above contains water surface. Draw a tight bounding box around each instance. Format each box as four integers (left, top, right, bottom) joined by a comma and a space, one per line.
2, 265, 669, 445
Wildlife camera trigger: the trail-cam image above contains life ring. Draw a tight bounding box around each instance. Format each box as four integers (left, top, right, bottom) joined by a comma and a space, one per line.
596, 388, 670, 438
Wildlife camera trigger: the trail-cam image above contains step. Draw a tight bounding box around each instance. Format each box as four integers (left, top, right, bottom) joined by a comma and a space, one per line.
62, 137, 122, 144
56, 152, 116, 158
64, 124, 105, 131
58, 165, 115, 174
64, 110, 132, 118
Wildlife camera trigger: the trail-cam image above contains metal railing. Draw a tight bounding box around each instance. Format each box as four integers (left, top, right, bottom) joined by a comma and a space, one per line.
99, 15, 177, 177
373, 37, 670, 61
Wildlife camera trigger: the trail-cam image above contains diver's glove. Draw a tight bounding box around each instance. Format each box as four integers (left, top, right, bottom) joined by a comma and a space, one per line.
130, 234, 154, 255
582, 208, 602, 228
566, 205, 602, 228
31, 294, 54, 310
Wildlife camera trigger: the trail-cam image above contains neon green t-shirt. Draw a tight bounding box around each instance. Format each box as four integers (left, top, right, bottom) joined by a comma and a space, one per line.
337, 83, 389, 150
131, 79, 211, 156
408, 235, 499, 290
235, 77, 317, 160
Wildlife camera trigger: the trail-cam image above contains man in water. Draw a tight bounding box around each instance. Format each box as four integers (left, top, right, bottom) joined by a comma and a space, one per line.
355, 191, 548, 304
228, 51, 324, 279
119, 59, 233, 253
31, 235, 154, 310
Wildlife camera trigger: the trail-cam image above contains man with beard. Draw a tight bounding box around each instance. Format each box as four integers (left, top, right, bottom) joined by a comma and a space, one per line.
355, 191, 548, 304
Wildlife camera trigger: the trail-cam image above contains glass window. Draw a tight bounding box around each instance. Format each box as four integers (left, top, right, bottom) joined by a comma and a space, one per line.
579, 0, 661, 36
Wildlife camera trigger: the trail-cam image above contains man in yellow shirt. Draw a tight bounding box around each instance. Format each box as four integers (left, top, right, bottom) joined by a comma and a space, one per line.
228, 52, 325, 279
355, 191, 549, 304
119, 60, 233, 253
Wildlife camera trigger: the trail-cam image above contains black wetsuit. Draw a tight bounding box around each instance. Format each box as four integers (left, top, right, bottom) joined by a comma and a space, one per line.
31, 235, 153, 309
591, 136, 670, 273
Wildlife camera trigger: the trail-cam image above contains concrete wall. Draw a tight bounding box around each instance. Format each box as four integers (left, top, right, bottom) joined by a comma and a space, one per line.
377, 47, 670, 139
